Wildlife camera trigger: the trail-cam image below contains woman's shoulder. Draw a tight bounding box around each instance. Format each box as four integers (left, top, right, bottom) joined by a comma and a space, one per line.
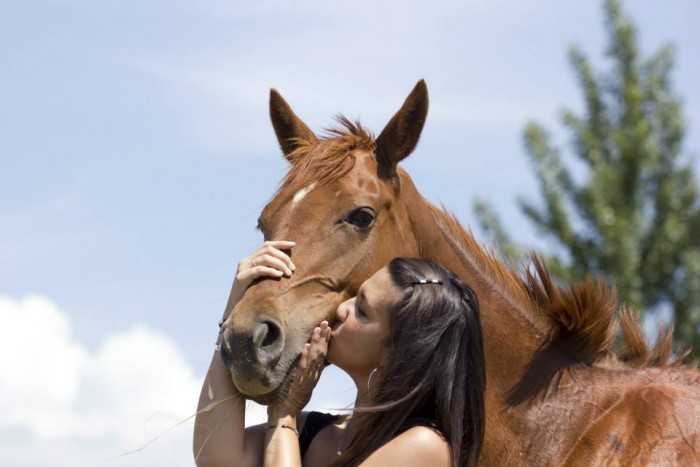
361, 425, 450, 466
391, 425, 449, 455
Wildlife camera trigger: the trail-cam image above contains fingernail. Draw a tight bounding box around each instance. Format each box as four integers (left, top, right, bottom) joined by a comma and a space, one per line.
314, 327, 321, 336
285, 268, 292, 276
290, 263, 296, 271
275, 270, 283, 276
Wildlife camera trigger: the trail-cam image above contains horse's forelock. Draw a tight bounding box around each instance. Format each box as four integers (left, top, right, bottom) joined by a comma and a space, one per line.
278, 116, 376, 195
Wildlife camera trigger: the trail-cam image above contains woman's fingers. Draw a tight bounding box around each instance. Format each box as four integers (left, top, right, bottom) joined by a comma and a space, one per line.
259, 243, 296, 271
309, 328, 322, 361
237, 265, 284, 282
247, 242, 295, 271
299, 343, 311, 370
263, 241, 297, 254
258, 241, 296, 267
236, 240, 297, 283
262, 240, 296, 250
320, 321, 330, 342
252, 254, 293, 276
307, 322, 330, 363
297, 322, 331, 372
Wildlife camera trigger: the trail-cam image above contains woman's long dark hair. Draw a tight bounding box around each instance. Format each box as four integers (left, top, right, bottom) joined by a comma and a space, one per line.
333, 258, 486, 467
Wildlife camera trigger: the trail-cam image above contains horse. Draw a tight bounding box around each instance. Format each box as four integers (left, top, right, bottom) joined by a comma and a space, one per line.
219, 81, 700, 465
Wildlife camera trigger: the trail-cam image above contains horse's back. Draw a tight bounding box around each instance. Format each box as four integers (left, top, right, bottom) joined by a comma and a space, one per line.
563, 370, 700, 466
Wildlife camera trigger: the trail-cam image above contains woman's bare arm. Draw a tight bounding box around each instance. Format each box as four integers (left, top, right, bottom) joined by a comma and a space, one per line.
193, 241, 296, 467
263, 322, 330, 467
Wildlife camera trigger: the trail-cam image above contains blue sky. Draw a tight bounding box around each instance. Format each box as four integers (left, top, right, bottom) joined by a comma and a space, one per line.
2, 1, 699, 465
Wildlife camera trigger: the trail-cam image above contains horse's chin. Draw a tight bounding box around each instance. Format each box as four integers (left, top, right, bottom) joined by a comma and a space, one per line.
232, 356, 299, 406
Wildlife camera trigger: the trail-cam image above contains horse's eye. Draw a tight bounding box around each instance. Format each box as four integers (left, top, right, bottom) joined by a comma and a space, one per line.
345, 207, 376, 229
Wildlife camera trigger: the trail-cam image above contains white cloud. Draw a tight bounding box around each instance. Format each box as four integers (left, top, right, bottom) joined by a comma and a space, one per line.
0, 294, 203, 466
0, 295, 357, 466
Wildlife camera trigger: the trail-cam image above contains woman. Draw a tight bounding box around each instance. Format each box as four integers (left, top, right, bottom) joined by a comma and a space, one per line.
194, 241, 485, 466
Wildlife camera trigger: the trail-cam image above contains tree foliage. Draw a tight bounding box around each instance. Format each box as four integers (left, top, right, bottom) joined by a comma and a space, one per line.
475, 0, 700, 360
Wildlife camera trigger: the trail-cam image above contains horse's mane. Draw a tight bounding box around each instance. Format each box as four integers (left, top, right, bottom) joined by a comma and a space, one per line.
429, 205, 689, 369
281, 125, 688, 369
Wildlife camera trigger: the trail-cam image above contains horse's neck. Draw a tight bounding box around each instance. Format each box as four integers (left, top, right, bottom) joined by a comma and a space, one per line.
405, 190, 545, 393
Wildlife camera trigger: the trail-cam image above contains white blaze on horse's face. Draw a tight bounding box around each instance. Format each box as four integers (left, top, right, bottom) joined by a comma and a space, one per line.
291, 182, 316, 205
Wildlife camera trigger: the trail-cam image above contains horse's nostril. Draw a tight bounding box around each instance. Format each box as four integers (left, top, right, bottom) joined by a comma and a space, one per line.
252, 319, 285, 367
253, 320, 281, 347
261, 322, 280, 348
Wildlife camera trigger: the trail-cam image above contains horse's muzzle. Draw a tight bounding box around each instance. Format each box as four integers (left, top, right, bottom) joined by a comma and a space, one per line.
221, 316, 289, 398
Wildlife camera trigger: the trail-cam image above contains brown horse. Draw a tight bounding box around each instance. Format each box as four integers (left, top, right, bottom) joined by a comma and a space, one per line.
219, 81, 700, 465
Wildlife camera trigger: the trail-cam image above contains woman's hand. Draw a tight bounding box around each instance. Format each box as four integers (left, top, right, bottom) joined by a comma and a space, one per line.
268, 321, 331, 418
236, 240, 296, 287
225, 240, 296, 313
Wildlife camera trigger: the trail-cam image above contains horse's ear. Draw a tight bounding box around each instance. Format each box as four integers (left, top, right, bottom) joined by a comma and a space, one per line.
375, 80, 429, 177
269, 89, 318, 161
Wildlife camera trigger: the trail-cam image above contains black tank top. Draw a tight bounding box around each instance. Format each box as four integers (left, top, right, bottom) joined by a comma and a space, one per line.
298, 412, 440, 459
299, 411, 340, 458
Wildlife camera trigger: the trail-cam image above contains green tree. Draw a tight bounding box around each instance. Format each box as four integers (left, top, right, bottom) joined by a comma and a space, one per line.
475, 0, 700, 360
